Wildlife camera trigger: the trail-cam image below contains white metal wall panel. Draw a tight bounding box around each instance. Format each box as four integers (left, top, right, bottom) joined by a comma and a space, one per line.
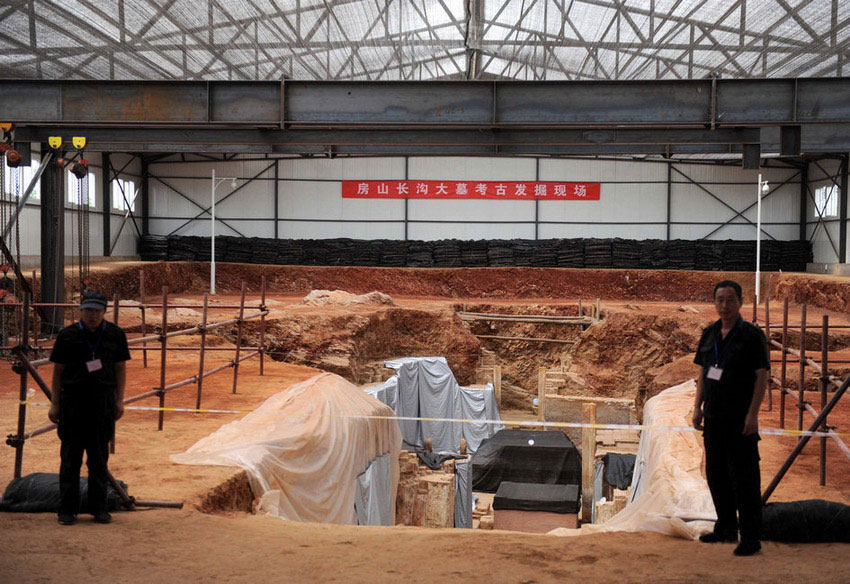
278, 157, 405, 180
279, 180, 403, 221
408, 157, 536, 181
540, 158, 668, 183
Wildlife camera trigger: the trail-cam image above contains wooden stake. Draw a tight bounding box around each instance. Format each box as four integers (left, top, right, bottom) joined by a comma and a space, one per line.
259, 275, 266, 376
537, 366, 547, 422
232, 282, 246, 394
581, 402, 597, 525
140, 271, 147, 368
780, 298, 789, 429
112, 292, 120, 326
765, 293, 772, 411
196, 292, 208, 411
798, 304, 807, 438
158, 287, 168, 431
493, 365, 502, 408
820, 314, 829, 486
595, 298, 601, 321
577, 299, 583, 317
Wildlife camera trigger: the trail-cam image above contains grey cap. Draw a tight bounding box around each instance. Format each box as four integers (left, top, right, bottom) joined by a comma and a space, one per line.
79, 290, 108, 311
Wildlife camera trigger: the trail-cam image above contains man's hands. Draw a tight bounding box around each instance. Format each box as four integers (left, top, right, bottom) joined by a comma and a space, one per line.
742, 411, 759, 436
114, 403, 125, 421
692, 405, 704, 431
48, 403, 60, 424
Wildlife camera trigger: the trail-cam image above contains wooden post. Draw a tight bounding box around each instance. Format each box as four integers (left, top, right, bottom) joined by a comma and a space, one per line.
196, 292, 209, 411
764, 293, 772, 410
577, 299, 583, 317
537, 366, 547, 422
493, 365, 502, 408
232, 282, 246, 394
31, 270, 38, 356
112, 292, 120, 325
581, 402, 597, 525
158, 287, 168, 431
752, 289, 758, 323
259, 275, 266, 376
13, 292, 30, 479
820, 314, 829, 486
139, 271, 148, 368
595, 298, 601, 321
780, 298, 789, 429
797, 304, 807, 437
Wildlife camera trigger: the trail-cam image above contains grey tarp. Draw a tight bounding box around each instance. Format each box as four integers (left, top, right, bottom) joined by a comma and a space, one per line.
367, 357, 503, 454
454, 458, 473, 528
354, 453, 394, 527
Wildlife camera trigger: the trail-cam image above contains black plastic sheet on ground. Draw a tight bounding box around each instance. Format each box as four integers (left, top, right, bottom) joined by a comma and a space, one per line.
471, 429, 581, 493
139, 235, 812, 272
0, 473, 127, 513
761, 499, 850, 543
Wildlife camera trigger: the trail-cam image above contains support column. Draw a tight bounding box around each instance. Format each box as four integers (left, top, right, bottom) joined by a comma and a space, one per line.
839, 154, 848, 263
535, 158, 540, 240
799, 161, 808, 242
140, 156, 150, 236
102, 152, 111, 256
40, 145, 64, 334
404, 156, 409, 241
273, 158, 279, 239
666, 161, 672, 241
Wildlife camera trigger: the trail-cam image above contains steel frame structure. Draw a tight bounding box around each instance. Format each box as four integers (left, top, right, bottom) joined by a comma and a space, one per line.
0, 1, 848, 82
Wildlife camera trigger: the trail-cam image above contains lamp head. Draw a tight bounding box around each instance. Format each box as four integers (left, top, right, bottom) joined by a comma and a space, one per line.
761, 181, 770, 194
231, 178, 237, 188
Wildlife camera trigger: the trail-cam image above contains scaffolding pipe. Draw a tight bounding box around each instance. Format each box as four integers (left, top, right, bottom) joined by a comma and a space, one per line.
232, 282, 246, 394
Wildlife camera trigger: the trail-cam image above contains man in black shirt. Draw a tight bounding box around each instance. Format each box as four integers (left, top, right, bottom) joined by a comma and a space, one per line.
692, 280, 769, 556
48, 290, 130, 525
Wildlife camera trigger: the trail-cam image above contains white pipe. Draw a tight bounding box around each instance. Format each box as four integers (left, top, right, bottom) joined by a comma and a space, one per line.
756, 173, 762, 309
211, 168, 216, 295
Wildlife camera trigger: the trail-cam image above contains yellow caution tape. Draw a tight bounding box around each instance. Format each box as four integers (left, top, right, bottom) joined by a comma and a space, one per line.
19, 401, 847, 438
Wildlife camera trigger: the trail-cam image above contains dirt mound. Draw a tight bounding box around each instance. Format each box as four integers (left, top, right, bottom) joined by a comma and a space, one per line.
301, 289, 394, 307
772, 273, 850, 314
231, 306, 480, 385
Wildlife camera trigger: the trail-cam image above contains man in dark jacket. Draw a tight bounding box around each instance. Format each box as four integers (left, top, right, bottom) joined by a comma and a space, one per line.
48, 291, 130, 525
692, 280, 769, 556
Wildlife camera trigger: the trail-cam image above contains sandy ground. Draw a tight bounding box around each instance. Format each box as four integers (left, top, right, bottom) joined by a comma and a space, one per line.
2, 280, 850, 582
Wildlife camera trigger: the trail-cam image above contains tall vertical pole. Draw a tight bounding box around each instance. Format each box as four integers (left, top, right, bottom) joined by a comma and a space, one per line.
196, 292, 208, 411
798, 303, 807, 437
580, 402, 597, 525
40, 146, 64, 335
840, 153, 849, 263
755, 173, 762, 314
820, 314, 829, 486
139, 271, 147, 368
799, 162, 808, 242
259, 275, 266, 376
158, 286, 168, 431
210, 169, 216, 295
273, 160, 280, 240
232, 281, 246, 394
13, 292, 30, 478
780, 298, 789, 428
140, 156, 150, 236
666, 161, 672, 241
403, 157, 409, 241
535, 158, 540, 240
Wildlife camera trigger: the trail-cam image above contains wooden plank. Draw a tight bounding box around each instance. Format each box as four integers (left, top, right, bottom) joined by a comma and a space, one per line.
581, 402, 597, 525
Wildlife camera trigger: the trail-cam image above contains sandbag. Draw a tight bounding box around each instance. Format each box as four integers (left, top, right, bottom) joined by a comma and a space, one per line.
0, 472, 127, 513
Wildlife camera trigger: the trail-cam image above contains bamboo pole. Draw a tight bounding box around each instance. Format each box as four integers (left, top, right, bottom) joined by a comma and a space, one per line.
232, 282, 246, 394
259, 276, 266, 376
158, 287, 168, 431
196, 292, 208, 411
765, 293, 772, 411
581, 402, 597, 525
798, 304, 807, 438
820, 314, 829, 486
140, 271, 147, 368
13, 292, 30, 479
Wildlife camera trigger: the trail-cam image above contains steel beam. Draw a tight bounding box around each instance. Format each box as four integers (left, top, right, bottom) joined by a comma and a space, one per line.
2, 78, 850, 128
840, 153, 849, 262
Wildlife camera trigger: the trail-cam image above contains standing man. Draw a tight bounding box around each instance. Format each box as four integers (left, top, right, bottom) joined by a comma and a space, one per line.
692, 280, 769, 556
47, 290, 130, 525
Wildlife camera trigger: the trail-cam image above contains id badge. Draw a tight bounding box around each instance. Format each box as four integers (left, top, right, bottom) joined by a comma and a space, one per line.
707, 366, 723, 381
86, 359, 103, 373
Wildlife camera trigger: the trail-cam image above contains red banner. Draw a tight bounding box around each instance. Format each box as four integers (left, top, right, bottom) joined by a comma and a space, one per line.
342, 180, 600, 200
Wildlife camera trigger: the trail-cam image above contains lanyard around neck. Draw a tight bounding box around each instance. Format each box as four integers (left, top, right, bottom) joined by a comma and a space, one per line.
78, 320, 105, 360
713, 318, 742, 366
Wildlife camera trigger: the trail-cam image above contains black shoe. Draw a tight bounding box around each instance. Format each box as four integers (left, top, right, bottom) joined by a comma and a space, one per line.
57, 513, 76, 526
733, 541, 761, 556
699, 532, 738, 544
93, 511, 112, 524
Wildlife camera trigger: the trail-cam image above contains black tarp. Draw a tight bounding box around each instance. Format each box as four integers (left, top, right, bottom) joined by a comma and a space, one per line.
602, 453, 636, 490
0, 473, 127, 513
493, 482, 580, 514
471, 430, 581, 493
762, 499, 850, 543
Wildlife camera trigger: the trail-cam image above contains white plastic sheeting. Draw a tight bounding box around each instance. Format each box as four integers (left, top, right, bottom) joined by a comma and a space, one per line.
366, 356, 503, 454
551, 379, 715, 540
171, 372, 401, 525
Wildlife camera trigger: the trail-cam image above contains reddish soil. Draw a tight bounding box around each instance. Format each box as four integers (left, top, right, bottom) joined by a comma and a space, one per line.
2, 262, 850, 582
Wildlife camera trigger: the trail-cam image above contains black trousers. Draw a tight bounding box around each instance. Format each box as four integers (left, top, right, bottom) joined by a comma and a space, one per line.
58, 389, 115, 516
703, 418, 762, 543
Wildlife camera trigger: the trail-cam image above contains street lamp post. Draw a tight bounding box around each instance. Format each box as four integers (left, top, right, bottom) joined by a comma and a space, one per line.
210, 168, 237, 295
